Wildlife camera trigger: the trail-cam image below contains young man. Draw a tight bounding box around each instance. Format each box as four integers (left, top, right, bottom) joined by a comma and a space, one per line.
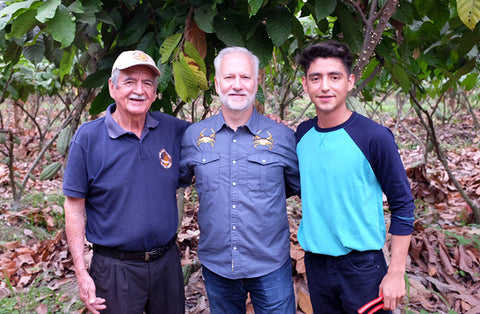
180, 47, 300, 313
295, 40, 415, 313
63, 50, 189, 314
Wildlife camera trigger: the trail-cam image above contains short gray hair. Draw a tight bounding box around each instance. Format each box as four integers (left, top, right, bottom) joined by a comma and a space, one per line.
214, 47, 259, 81
110, 68, 121, 88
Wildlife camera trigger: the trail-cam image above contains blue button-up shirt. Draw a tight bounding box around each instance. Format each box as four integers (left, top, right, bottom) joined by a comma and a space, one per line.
180, 108, 300, 279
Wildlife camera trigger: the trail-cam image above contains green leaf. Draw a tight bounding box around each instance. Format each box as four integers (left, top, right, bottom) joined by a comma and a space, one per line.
346, 96, 367, 116
75, 12, 96, 25
67, 0, 85, 14
160, 33, 182, 64
457, 0, 480, 30
184, 41, 206, 74
213, 16, 244, 47
248, 0, 263, 17
59, 46, 75, 81
173, 55, 200, 102
23, 38, 45, 64
265, 7, 292, 47
36, 0, 61, 23
158, 63, 172, 93
117, 11, 150, 47
47, 4, 75, 48
0, 0, 37, 30
246, 24, 273, 68
90, 85, 113, 115
336, 5, 363, 54
194, 4, 216, 33
9, 8, 37, 38
81, 69, 110, 88
183, 55, 209, 91
391, 63, 410, 92
5, 41, 22, 64
460, 72, 478, 90
315, 0, 336, 21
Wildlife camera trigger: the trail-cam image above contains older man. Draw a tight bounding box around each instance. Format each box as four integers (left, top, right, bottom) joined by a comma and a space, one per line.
63, 50, 189, 314
180, 47, 300, 313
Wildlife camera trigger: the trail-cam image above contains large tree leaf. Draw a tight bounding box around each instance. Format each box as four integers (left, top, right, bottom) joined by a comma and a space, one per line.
89, 85, 113, 115
246, 24, 273, 68
9, 8, 37, 39
59, 45, 75, 81
391, 63, 410, 92
116, 9, 150, 47
184, 41, 208, 90
194, 4, 216, 33
185, 14, 207, 59
173, 55, 200, 102
213, 16, 244, 47
248, 0, 263, 17
184, 41, 207, 72
23, 37, 45, 65
335, 4, 363, 54
47, 4, 75, 48
81, 69, 109, 88
457, 0, 480, 30
36, 0, 61, 23
0, 0, 37, 29
265, 6, 292, 47
160, 33, 182, 64
315, 0, 336, 21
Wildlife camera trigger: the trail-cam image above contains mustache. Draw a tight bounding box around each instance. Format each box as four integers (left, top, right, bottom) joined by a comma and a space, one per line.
130, 94, 146, 100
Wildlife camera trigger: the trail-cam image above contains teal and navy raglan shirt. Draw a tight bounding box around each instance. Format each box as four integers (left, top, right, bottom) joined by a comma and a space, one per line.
296, 112, 415, 256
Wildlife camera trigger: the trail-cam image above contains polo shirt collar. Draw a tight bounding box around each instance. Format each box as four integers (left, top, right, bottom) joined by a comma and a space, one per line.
105, 103, 159, 139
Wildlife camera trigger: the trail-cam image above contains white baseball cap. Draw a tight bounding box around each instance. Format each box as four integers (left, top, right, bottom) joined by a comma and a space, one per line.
111, 50, 161, 77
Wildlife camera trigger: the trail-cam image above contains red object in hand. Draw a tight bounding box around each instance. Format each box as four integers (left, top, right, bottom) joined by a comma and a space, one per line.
357, 293, 384, 314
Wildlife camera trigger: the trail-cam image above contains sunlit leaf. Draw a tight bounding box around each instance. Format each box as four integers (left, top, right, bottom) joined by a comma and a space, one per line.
160, 33, 182, 64
47, 5, 75, 48
36, 0, 61, 23
457, 0, 480, 30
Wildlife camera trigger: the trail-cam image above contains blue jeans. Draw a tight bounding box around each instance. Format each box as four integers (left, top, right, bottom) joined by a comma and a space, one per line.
305, 250, 391, 314
202, 258, 296, 314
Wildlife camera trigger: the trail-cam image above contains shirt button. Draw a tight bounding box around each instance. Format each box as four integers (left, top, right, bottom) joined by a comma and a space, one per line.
233, 247, 237, 250
232, 160, 236, 164
233, 226, 236, 230
232, 205, 236, 208
233, 139, 237, 143
202, 158, 206, 162
262, 159, 266, 163
232, 182, 236, 186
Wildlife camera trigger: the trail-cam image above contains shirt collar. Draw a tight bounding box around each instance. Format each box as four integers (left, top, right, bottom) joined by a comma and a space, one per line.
213, 106, 261, 135
105, 103, 159, 139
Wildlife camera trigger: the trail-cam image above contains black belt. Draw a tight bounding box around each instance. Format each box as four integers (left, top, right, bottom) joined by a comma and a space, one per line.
93, 236, 176, 262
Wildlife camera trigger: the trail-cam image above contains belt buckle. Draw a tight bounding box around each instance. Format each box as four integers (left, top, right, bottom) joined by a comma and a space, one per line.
144, 247, 162, 262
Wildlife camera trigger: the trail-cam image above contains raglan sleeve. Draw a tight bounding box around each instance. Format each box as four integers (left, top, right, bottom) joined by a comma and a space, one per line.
372, 128, 415, 235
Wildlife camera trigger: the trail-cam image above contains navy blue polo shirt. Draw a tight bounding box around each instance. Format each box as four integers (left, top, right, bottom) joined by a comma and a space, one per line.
63, 104, 190, 251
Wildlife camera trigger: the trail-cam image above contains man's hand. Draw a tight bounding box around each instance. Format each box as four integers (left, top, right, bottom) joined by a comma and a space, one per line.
265, 113, 289, 127
77, 272, 106, 314
378, 270, 405, 310
379, 234, 411, 310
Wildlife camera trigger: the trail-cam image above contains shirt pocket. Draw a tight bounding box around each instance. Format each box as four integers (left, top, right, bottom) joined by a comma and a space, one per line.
193, 153, 221, 191
247, 153, 283, 193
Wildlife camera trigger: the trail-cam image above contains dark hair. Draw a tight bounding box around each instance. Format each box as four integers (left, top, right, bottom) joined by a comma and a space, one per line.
296, 40, 353, 75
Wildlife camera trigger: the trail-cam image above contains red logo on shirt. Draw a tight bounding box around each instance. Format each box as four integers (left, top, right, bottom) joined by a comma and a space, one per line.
159, 149, 172, 169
